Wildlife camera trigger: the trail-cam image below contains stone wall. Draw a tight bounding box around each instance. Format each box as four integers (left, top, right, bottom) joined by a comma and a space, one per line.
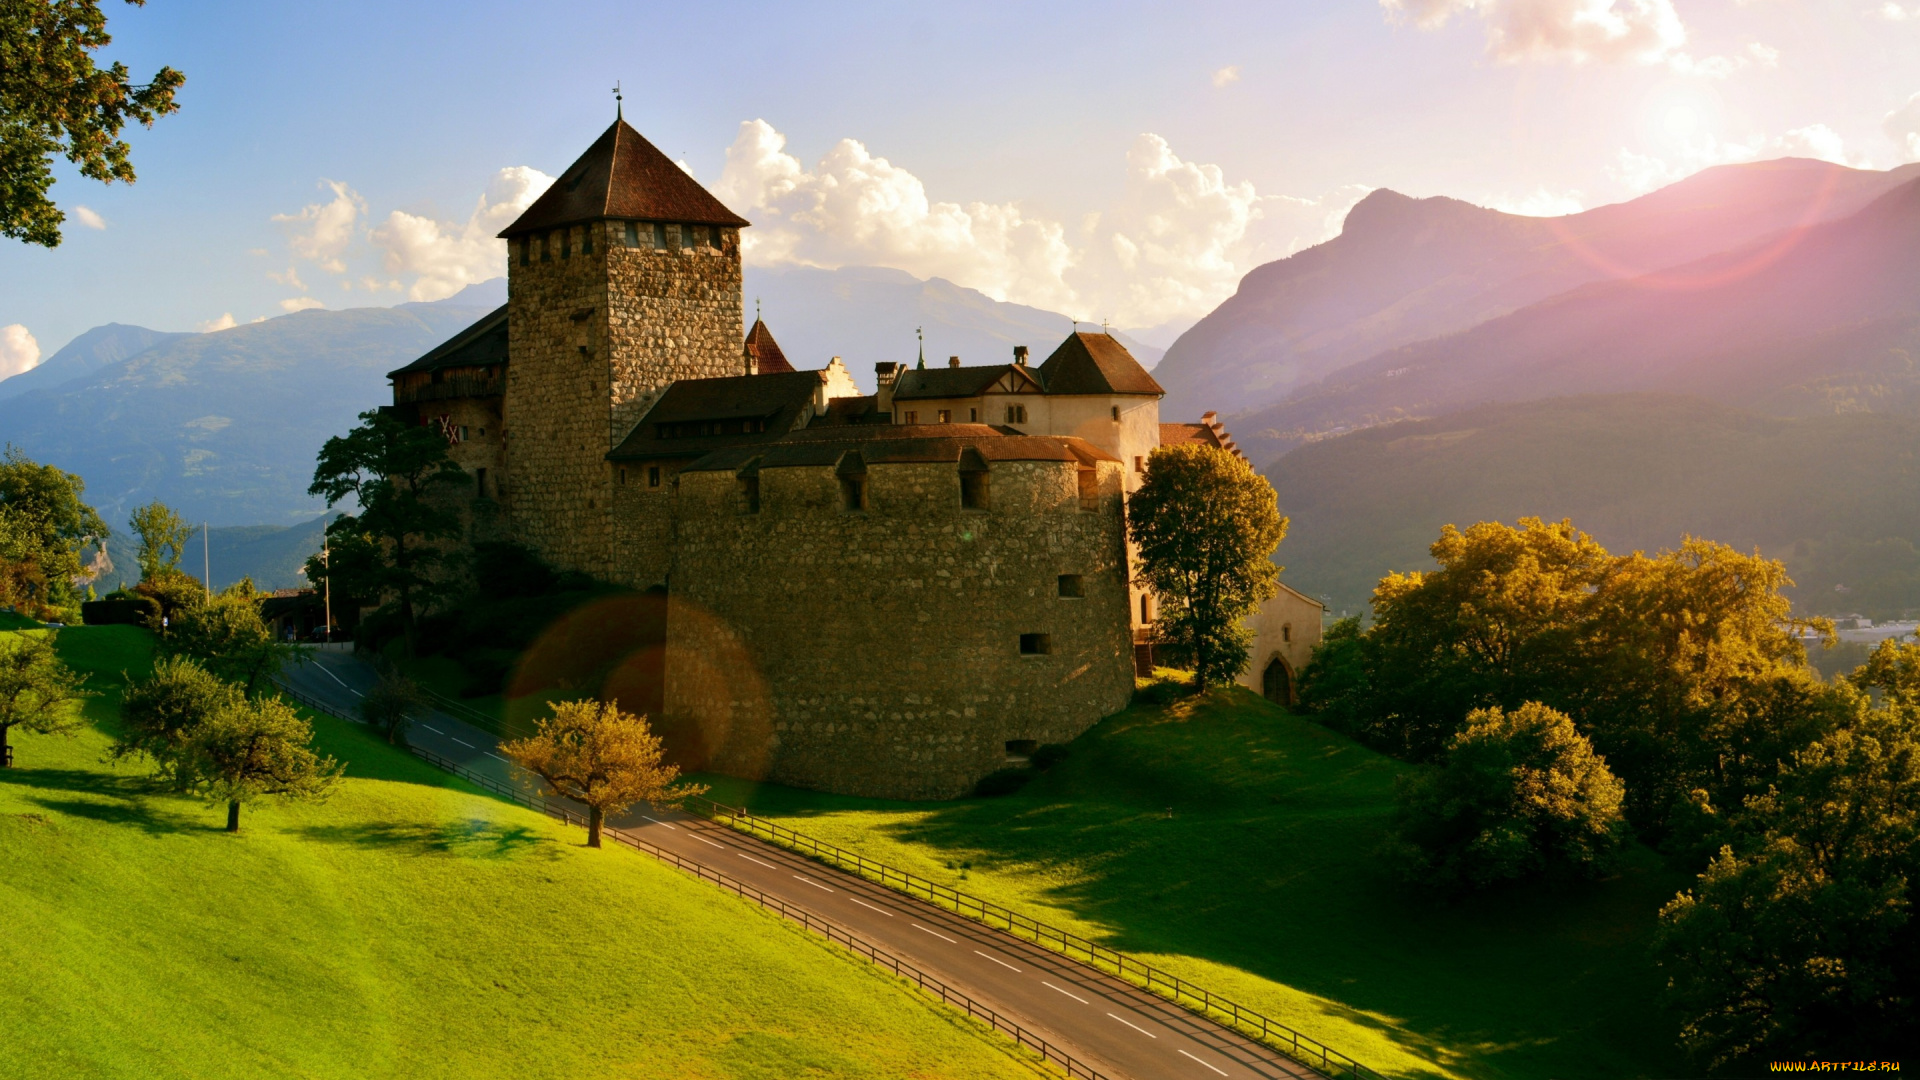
663, 455, 1135, 798
503, 220, 743, 576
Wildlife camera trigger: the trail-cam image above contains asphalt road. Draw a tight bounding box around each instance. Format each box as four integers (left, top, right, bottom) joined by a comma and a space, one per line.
280, 650, 1328, 1080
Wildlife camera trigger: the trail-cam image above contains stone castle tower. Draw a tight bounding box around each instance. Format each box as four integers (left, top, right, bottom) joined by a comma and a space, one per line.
496, 119, 750, 576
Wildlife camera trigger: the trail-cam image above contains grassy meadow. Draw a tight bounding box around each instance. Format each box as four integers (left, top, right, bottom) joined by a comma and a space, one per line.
0, 626, 1052, 1080
694, 682, 1693, 1080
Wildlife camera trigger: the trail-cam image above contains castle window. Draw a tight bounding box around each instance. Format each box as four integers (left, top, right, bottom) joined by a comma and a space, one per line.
560, 229, 572, 259
1282, 622, 1292, 643
1019, 633, 1051, 656
1077, 468, 1098, 512
837, 452, 869, 512
1057, 574, 1083, 598
518, 238, 529, 266
1005, 739, 1037, 761
476, 468, 488, 497
581, 224, 593, 254
903, 410, 918, 424
969, 408, 978, 422
624, 221, 640, 247
648, 466, 661, 487
619, 468, 626, 485
1112, 405, 1121, 421
959, 449, 989, 510
1134, 456, 1145, 473
653, 222, 667, 248
477, 427, 485, 437
539, 232, 551, 262
1005, 404, 1028, 425
1140, 594, 1154, 623
936, 409, 951, 424
738, 473, 761, 514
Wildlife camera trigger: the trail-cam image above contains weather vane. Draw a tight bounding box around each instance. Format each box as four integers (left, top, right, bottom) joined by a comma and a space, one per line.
612, 81, 623, 120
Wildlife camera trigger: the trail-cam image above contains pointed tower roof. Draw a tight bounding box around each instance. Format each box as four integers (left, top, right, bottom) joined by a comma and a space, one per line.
499, 119, 750, 238
1037, 332, 1164, 396
743, 318, 795, 374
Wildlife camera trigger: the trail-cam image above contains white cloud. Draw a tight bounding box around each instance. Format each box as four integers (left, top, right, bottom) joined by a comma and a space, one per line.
715, 119, 1352, 327
1878, 2, 1917, 20
280, 297, 325, 313
1886, 91, 1920, 160
267, 266, 307, 290
272, 180, 364, 274
1747, 42, 1779, 66
1383, 0, 1689, 65
1212, 65, 1242, 87
0, 325, 41, 379
368, 166, 554, 302
196, 313, 237, 333
71, 205, 106, 230
1485, 187, 1587, 215
1610, 123, 1870, 194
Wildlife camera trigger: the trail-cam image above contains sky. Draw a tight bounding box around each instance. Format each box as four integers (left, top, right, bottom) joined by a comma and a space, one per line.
2, 0, 1917, 377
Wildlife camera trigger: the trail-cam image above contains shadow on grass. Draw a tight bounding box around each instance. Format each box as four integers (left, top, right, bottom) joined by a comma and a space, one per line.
1, 766, 210, 835
292, 819, 556, 860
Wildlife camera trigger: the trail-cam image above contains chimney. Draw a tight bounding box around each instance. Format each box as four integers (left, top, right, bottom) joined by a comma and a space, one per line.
948, 355, 960, 369
875, 361, 902, 415
1013, 345, 1029, 366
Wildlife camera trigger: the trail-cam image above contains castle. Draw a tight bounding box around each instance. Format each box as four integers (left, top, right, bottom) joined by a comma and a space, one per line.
388, 118, 1322, 798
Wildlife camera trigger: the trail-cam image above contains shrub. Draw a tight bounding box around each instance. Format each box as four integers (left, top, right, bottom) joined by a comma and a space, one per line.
973, 768, 1033, 797
1391, 701, 1628, 890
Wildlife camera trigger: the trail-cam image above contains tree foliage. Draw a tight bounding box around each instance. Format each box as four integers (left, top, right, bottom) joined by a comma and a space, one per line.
499, 699, 705, 848
1655, 700, 1919, 1065
172, 692, 340, 832
1391, 702, 1628, 890
1300, 518, 1831, 832
163, 585, 301, 695
128, 499, 192, 581
0, 0, 184, 246
306, 410, 465, 648
1127, 444, 1288, 688
357, 664, 425, 745
0, 632, 87, 766
0, 446, 108, 619
113, 653, 237, 778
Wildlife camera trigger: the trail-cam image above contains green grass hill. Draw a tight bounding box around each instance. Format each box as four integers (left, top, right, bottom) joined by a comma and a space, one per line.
695, 683, 1692, 1080
0, 626, 1050, 1080
1266, 393, 1920, 619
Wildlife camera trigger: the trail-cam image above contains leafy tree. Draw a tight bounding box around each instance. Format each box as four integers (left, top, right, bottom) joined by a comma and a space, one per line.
1127, 444, 1288, 689
0, 446, 109, 619
163, 586, 300, 696
1391, 701, 1628, 890
0, 632, 87, 766
113, 654, 237, 777
1655, 702, 1919, 1066
357, 664, 425, 745
173, 693, 340, 832
500, 699, 705, 848
131, 567, 204, 629
0, 0, 184, 247
307, 410, 465, 650
1850, 638, 1920, 708
127, 499, 192, 581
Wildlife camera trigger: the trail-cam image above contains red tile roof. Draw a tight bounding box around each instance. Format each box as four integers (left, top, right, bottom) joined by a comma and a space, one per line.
1159, 411, 1246, 461
1038, 332, 1164, 396
500, 120, 749, 237
744, 318, 795, 374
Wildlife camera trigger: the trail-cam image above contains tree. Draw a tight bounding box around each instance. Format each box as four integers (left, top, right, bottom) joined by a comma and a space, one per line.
307, 410, 466, 649
128, 499, 192, 581
499, 699, 706, 847
0, 446, 109, 619
1391, 701, 1628, 890
173, 693, 340, 832
0, 0, 183, 247
357, 664, 425, 745
0, 632, 87, 766
113, 653, 237, 777
1655, 703, 1919, 1066
164, 586, 301, 695
1127, 444, 1288, 689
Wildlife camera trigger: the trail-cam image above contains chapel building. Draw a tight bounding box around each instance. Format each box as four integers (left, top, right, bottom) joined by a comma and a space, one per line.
387, 118, 1321, 799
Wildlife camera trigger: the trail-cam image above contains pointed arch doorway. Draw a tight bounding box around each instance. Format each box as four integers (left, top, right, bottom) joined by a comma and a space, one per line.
1262, 656, 1293, 705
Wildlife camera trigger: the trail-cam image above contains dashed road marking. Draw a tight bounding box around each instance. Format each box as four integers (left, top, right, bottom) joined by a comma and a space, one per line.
486, 752, 507, 762
1107, 1012, 1157, 1039
421, 725, 443, 734
973, 950, 1021, 973
849, 896, 894, 916
738, 853, 778, 869
912, 923, 957, 943
794, 874, 834, 892
694, 836, 727, 850
642, 815, 678, 830
1179, 1048, 1229, 1075
450, 737, 473, 747
1042, 980, 1087, 1004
